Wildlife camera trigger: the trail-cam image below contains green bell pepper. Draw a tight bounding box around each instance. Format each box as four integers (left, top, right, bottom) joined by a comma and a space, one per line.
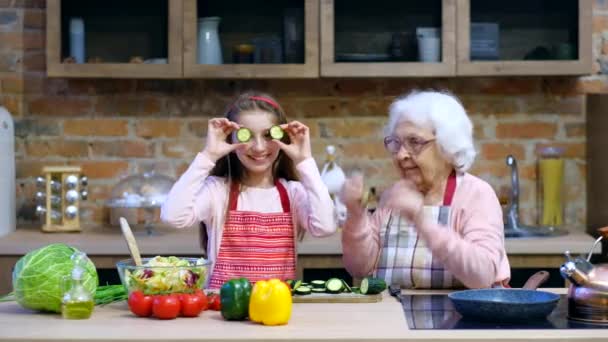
220, 278, 252, 320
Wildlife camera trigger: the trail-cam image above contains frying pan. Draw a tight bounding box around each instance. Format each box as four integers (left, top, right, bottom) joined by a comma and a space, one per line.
448, 271, 560, 322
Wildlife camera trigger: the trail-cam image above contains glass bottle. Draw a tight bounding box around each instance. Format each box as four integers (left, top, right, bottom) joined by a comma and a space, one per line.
537, 147, 565, 227
61, 251, 94, 319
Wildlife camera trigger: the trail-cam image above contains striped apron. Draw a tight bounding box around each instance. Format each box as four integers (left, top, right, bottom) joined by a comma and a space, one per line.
375, 171, 464, 289
208, 180, 296, 289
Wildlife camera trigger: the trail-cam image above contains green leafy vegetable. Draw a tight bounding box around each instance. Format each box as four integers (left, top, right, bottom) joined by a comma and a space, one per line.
12, 244, 98, 313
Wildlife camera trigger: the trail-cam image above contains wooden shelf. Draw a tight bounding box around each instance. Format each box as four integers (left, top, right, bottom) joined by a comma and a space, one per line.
46, 0, 183, 79
455, 0, 592, 76
320, 0, 456, 77
182, 0, 319, 79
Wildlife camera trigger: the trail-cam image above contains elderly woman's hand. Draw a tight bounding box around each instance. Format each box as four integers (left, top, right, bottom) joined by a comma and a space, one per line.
381, 180, 424, 223
339, 174, 366, 216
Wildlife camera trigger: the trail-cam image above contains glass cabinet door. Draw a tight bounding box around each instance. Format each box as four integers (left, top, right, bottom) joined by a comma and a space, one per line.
320, 0, 456, 77
47, 0, 183, 78
183, 0, 319, 78
456, 0, 592, 75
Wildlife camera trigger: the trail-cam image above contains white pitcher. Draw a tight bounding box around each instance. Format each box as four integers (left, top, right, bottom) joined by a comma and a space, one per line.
197, 17, 223, 64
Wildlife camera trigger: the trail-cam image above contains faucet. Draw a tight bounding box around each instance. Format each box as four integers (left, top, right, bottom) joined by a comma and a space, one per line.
505, 155, 520, 231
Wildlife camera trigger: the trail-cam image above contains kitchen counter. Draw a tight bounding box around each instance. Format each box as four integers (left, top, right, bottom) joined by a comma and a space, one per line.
0, 226, 600, 295
0, 288, 606, 342
0, 225, 597, 256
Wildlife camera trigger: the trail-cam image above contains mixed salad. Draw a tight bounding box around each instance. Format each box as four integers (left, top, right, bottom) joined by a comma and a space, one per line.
124, 256, 208, 294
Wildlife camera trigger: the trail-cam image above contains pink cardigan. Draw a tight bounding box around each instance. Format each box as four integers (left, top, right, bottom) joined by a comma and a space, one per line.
161, 153, 337, 268
342, 172, 511, 289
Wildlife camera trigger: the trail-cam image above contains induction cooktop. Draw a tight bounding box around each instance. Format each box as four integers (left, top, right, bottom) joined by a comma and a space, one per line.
397, 294, 608, 330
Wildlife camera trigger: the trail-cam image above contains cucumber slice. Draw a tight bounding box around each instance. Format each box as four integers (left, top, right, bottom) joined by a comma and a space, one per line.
325, 278, 344, 293
310, 280, 326, 289
311, 288, 326, 293
341, 279, 352, 293
294, 286, 311, 295
269, 125, 284, 140
236, 127, 252, 142
292, 280, 302, 290
300, 282, 309, 287
360, 277, 387, 295
351, 287, 360, 294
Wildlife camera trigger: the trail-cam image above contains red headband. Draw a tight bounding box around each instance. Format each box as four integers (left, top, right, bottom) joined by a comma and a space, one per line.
249, 96, 279, 109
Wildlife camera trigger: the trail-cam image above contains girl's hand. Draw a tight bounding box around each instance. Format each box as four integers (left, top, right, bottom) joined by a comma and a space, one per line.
202, 118, 246, 162
338, 174, 366, 216
380, 180, 424, 224
271, 121, 312, 165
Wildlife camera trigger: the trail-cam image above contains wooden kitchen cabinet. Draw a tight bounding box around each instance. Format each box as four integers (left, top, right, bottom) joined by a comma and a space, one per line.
455, 0, 592, 76
320, 0, 457, 77
46, 0, 183, 78
47, 0, 593, 79
182, 0, 319, 78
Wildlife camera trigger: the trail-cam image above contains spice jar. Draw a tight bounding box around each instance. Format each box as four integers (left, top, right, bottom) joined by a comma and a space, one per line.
232, 44, 254, 64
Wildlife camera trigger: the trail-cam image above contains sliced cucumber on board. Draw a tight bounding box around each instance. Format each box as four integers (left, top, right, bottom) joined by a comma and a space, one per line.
341, 279, 352, 293
360, 277, 387, 295
294, 286, 312, 295
310, 280, 326, 289
311, 288, 326, 293
325, 278, 344, 293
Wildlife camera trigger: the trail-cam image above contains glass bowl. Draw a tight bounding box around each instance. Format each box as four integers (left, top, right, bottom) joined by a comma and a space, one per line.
116, 257, 211, 295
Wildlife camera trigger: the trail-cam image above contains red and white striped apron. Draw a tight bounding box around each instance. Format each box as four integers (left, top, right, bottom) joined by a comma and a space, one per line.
208, 180, 296, 289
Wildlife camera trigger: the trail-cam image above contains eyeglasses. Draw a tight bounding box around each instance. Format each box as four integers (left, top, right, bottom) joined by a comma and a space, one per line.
383, 135, 435, 155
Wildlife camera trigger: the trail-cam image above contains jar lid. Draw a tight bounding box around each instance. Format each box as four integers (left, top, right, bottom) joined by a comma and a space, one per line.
539, 146, 564, 158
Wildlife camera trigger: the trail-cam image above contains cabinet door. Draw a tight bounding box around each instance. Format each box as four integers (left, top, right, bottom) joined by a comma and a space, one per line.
456, 0, 592, 76
320, 0, 456, 77
183, 0, 319, 78
46, 0, 183, 78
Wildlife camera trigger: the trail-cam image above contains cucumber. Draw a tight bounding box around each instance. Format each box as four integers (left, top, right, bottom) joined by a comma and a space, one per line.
269, 125, 284, 140
294, 286, 311, 295
360, 277, 387, 295
311, 288, 326, 293
292, 280, 302, 290
351, 287, 360, 294
236, 127, 252, 142
325, 278, 344, 293
300, 282, 309, 287
310, 280, 326, 289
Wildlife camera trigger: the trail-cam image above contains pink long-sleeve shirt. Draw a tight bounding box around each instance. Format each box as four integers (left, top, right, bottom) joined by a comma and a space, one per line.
342, 172, 511, 289
161, 152, 337, 268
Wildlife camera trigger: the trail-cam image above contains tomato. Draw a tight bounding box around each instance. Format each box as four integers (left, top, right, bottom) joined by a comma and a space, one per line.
207, 292, 221, 311
152, 295, 181, 320
193, 290, 209, 311
127, 291, 153, 317
180, 293, 205, 317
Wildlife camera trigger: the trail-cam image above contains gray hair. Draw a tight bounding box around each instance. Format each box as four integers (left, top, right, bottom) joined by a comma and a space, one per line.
384, 90, 476, 172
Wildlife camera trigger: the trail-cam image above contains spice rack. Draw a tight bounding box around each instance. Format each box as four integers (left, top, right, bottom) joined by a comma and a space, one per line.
35, 166, 88, 232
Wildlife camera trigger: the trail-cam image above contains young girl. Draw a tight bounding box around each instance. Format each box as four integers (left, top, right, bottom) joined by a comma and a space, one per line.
161, 92, 336, 289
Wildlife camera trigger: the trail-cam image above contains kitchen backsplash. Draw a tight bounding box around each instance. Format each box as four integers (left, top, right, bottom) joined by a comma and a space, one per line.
4, 0, 608, 229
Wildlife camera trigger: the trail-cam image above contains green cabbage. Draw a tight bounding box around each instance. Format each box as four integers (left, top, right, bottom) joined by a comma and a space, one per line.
12, 244, 98, 313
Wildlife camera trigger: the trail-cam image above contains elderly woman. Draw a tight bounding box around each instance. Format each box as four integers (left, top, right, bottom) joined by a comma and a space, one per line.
340, 91, 510, 289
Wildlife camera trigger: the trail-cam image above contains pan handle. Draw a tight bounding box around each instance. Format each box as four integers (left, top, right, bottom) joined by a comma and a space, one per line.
522, 270, 550, 290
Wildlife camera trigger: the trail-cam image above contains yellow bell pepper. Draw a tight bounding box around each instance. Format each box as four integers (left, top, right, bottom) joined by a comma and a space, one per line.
249, 279, 292, 326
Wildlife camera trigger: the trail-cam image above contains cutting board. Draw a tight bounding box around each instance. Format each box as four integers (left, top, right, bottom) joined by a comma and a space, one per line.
292, 292, 382, 303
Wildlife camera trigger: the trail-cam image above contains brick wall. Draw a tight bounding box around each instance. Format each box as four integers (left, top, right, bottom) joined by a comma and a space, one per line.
2, 0, 607, 229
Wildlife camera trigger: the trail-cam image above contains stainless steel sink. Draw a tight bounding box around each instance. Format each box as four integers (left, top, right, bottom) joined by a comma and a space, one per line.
503, 155, 568, 239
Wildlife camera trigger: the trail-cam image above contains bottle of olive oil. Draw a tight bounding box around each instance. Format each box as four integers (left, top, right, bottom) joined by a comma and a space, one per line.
61, 251, 94, 319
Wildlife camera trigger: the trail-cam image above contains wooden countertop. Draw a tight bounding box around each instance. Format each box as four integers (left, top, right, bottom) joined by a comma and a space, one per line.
0, 288, 606, 342
0, 225, 598, 256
